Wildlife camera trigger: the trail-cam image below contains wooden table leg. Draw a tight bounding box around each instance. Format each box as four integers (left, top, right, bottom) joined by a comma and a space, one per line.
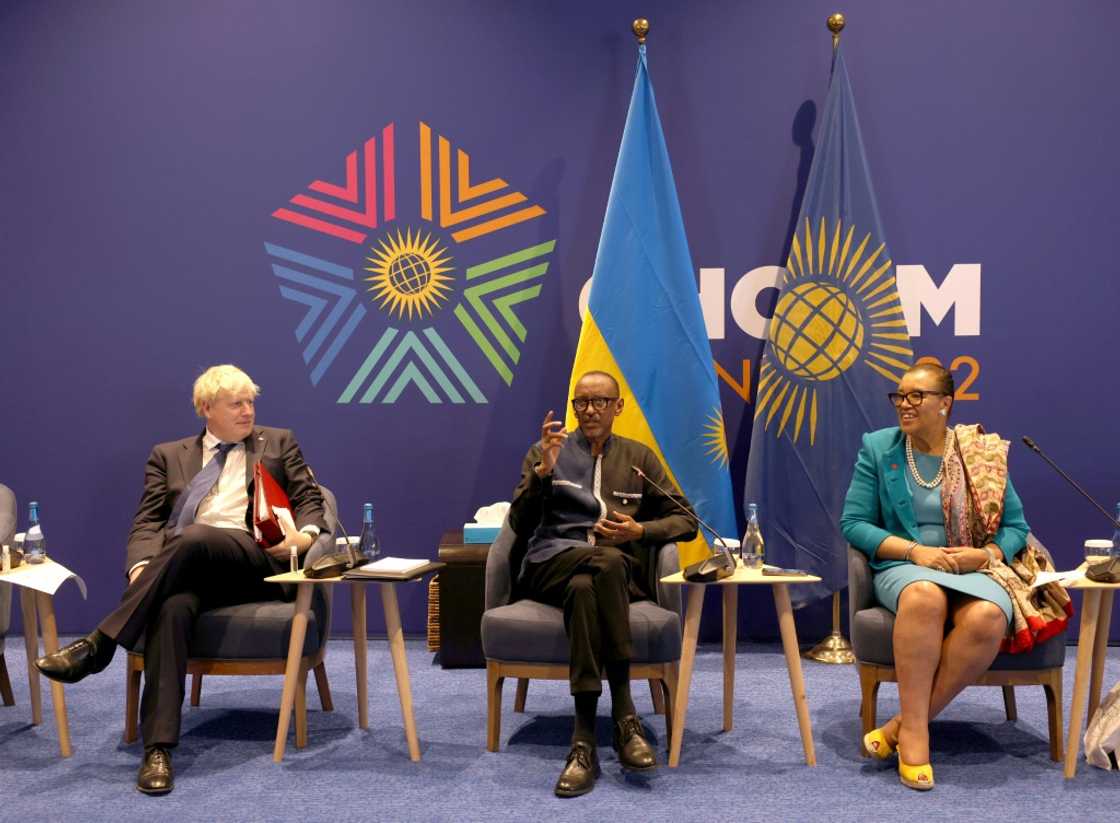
722, 585, 738, 732
669, 584, 705, 768
1087, 590, 1115, 722
1064, 589, 1102, 779
772, 583, 815, 766
273, 583, 312, 763
19, 588, 42, 726
35, 592, 72, 758
381, 583, 420, 762
351, 584, 369, 731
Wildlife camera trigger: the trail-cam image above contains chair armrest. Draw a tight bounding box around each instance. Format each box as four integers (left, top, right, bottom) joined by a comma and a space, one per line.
301, 485, 338, 647
0, 484, 15, 548
484, 520, 517, 611
847, 545, 873, 625
303, 486, 339, 569
654, 542, 682, 620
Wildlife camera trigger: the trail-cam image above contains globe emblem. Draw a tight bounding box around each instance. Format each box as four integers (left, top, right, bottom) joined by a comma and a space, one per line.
388, 252, 432, 296
769, 281, 864, 382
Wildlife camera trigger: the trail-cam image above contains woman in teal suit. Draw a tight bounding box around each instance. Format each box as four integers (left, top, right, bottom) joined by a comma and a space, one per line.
841, 362, 1028, 790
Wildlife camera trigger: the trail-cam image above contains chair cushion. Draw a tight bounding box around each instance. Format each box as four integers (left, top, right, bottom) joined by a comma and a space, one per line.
132, 600, 321, 660
481, 599, 681, 665
852, 606, 1067, 669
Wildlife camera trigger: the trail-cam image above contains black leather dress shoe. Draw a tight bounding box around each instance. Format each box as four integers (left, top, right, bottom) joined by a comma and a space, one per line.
137, 747, 174, 795
554, 741, 600, 797
613, 714, 657, 771
35, 630, 115, 684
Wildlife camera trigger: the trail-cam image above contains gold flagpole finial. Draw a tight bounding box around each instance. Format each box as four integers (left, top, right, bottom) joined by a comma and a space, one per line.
632, 18, 650, 45
827, 13, 846, 51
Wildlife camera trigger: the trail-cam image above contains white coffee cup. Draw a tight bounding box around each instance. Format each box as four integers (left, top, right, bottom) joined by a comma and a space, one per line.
1084, 539, 1113, 564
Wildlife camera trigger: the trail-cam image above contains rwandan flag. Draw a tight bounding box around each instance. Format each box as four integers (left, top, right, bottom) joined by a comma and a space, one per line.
567, 43, 737, 568
744, 47, 914, 605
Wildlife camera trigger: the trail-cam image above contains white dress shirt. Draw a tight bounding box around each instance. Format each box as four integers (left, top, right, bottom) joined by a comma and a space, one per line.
196, 430, 251, 531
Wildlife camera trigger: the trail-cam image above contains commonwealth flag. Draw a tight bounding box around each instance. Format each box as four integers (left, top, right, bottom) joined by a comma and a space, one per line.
744, 47, 914, 605
568, 43, 736, 567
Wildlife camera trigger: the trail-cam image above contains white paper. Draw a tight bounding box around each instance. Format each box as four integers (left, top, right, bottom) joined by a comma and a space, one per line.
1031, 568, 1085, 589
357, 556, 429, 575
273, 506, 297, 536
471, 501, 510, 525
0, 559, 88, 598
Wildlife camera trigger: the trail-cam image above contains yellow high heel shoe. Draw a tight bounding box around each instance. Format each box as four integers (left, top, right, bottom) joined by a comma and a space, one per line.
862, 727, 896, 760
897, 752, 934, 791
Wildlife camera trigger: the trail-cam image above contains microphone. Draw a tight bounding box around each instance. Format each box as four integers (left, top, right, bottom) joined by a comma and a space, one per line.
303, 465, 361, 578
1020, 437, 1120, 529
632, 465, 737, 582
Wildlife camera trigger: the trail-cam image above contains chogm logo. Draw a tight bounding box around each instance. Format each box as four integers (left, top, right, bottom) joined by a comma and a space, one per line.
264, 122, 555, 404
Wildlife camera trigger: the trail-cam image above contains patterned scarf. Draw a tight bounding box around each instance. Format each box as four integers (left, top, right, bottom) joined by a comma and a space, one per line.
941, 424, 1072, 653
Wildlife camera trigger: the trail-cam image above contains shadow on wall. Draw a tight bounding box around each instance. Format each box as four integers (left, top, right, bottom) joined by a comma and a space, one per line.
727, 99, 816, 515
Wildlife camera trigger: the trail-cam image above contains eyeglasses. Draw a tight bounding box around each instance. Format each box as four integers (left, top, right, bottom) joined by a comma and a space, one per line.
571, 396, 619, 412
887, 390, 945, 408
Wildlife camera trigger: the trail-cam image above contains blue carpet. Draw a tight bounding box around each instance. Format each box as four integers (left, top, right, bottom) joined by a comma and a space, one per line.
0, 640, 1116, 822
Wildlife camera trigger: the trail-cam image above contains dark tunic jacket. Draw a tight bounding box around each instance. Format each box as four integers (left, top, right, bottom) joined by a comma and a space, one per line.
509, 430, 697, 594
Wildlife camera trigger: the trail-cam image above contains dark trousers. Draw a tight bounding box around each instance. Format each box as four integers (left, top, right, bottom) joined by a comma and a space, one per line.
522, 545, 640, 695
98, 525, 285, 748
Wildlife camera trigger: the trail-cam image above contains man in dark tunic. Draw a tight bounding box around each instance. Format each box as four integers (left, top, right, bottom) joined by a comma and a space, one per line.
510, 370, 697, 797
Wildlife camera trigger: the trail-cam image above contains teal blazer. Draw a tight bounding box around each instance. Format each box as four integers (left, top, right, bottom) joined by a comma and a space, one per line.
840, 427, 1030, 572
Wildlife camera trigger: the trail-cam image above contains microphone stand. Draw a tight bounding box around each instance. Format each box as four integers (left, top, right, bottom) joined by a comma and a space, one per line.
632, 465, 737, 579
1021, 437, 1120, 583
1021, 438, 1120, 529
306, 466, 361, 569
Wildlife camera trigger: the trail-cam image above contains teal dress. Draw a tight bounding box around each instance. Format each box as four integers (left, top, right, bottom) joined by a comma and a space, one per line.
871, 452, 1013, 623
841, 428, 1026, 626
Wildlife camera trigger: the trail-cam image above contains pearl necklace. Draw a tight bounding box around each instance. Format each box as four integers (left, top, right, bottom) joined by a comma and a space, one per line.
905, 431, 951, 489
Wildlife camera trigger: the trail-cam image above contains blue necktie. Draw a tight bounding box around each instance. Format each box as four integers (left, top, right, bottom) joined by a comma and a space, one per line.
173, 442, 237, 535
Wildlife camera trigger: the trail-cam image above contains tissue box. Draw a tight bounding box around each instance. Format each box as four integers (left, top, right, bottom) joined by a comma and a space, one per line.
463, 523, 502, 543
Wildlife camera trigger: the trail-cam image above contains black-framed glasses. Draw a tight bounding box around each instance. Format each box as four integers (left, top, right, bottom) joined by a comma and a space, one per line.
888, 390, 945, 408
571, 396, 619, 412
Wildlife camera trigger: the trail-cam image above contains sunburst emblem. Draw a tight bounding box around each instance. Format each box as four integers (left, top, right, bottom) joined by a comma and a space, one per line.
756, 216, 913, 445
364, 227, 454, 319
702, 408, 730, 467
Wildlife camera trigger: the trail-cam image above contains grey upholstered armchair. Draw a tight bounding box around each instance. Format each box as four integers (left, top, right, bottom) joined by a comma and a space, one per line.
848, 545, 1066, 761
124, 487, 339, 749
0, 484, 15, 706
481, 522, 682, 751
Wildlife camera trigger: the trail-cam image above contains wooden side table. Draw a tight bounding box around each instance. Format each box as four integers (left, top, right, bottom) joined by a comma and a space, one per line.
1062, 570, 1119, 778
660, 566, 822, 768
265, 563, 441, 763
0, 558, 81, 758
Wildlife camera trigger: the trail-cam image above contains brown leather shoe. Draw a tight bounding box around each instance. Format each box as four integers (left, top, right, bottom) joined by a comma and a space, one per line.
554, 741, 600, 797
137, 747, 174, 795
613, 714, 657, 771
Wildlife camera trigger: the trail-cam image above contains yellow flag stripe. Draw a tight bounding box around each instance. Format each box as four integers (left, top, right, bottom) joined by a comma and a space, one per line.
568, 311, 714, 566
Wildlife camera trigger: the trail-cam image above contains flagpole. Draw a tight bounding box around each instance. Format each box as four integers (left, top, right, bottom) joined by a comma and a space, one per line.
805, 11, 857, 667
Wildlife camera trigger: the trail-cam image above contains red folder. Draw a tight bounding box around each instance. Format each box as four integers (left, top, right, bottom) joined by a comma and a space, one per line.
252, 463, 291, 548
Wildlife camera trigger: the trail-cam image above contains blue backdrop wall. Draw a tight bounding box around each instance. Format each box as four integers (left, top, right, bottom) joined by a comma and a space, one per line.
3, 0, 1117, 642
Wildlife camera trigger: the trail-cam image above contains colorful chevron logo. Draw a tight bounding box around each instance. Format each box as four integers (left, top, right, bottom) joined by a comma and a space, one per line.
265, 118, 555, 405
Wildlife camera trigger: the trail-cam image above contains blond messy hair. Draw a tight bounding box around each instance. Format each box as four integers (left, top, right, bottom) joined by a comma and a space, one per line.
192, 365, 261, 417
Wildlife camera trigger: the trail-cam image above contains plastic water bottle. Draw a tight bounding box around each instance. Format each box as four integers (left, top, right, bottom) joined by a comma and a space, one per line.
742, 503, 765, 569
358, 503, 380, 560
25, 501, 46, 564
1111, 502, 1120, 559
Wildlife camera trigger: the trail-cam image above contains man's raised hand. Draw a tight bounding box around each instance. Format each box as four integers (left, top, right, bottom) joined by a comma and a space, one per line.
536, 410, 568, 476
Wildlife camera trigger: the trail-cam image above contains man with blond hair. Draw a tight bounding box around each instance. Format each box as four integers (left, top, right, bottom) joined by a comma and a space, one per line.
36, 365, 327, 795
